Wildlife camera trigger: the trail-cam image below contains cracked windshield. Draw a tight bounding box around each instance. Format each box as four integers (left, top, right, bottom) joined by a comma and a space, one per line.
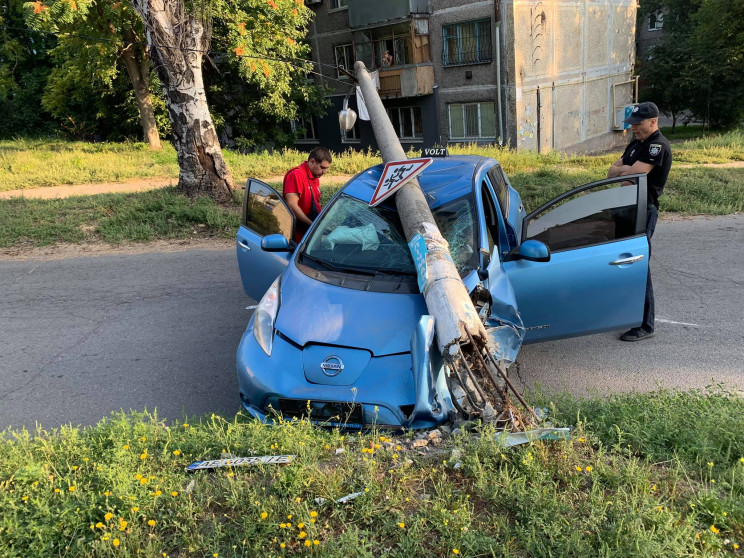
303, 194, 478, 275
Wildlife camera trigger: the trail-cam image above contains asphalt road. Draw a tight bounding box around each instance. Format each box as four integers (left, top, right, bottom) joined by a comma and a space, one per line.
1, 214, 742, 430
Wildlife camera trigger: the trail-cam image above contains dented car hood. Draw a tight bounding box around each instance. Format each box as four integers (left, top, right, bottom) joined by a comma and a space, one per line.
274, 262, 428, 357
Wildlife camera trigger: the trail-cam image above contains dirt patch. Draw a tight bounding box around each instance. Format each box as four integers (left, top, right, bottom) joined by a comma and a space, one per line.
0, 237, 235, 261
0, 174, 354, 200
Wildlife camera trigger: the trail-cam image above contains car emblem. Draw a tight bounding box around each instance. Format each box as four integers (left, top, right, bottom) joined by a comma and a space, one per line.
320, 356, 344, 377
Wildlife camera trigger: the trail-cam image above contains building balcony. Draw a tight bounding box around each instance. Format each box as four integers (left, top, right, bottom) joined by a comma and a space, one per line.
348, 0, 429, 29
378, 64, 434, 98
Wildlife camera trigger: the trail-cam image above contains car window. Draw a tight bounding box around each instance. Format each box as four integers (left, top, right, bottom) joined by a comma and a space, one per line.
486, 165, 509, 219
243, 180, 294, 240
303, 194, 478, 276
525, 183, 639, 252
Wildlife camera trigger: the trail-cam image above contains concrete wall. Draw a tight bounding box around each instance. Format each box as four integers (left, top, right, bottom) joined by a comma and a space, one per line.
430, 0, 501, 145
502, 0, 637, 153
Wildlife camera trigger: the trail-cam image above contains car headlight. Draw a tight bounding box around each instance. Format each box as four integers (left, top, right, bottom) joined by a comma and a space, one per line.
253, 277, 280, 356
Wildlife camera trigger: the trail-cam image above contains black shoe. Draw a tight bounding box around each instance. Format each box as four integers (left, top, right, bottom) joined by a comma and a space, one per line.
620, 327, 655, 342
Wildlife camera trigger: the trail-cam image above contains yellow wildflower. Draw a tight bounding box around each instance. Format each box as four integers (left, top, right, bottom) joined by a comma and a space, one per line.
173, 450, 181, 456
297, 522, 304, 529
68, 486, 76, 492
453, 550, 460, 555
299, 531, 307, 539
304, 540, 312, 547
280, 543, 286, 549
105, 512, 114, 521
398, 522, 405, 529
313, 540, 319, 545
260, 512, 268, 519
585, 466, 593, 472
113, 538, 120, 547
148, 519, 156, 526
171, 491, 178, 497
711, 525, 720, 534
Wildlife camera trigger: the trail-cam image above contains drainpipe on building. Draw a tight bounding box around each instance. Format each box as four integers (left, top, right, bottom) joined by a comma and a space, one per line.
432, 85, 442, 145
495, 23, 504, 144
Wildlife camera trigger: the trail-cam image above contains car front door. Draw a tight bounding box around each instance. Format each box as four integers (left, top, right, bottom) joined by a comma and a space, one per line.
236, 179, 295, 301
502, 175, 650, 343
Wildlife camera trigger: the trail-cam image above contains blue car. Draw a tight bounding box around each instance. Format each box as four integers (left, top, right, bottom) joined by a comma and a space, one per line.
236, 156, 649, 429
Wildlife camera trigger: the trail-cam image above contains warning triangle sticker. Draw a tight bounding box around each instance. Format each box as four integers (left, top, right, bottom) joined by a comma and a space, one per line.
369, 157, 433, 207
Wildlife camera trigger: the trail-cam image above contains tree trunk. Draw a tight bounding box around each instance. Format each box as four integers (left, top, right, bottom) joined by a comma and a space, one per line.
119, 33, 161, 150
131, 0, 234, 202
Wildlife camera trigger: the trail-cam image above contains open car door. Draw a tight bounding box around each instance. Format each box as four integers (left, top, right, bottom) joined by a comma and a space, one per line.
503, 175, 650, 342
236, 179, 295, 301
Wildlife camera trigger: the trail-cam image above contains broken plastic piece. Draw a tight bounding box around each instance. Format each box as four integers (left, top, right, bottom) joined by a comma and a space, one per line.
185, 454, 294, 471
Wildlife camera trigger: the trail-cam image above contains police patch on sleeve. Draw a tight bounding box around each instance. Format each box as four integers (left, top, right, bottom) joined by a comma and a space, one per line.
649, 144, 662, 156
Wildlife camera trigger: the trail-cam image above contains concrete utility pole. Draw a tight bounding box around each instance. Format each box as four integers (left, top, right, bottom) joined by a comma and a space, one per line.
354, 61, 486, 358
354, 61, 532, 425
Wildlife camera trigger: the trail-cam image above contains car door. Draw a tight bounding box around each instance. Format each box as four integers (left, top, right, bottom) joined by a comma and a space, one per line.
502, 174, 649, 343
236, 179, 295, 301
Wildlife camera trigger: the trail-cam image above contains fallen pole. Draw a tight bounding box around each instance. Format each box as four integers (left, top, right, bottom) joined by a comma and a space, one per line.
354, 61, 532, 426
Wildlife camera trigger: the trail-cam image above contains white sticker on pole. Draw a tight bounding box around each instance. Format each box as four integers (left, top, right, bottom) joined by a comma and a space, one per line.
369, 158, 433, 207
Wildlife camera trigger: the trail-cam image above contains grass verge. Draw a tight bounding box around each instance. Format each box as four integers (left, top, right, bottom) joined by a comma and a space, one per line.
1, 387, 742, 557
2, 129, 744, 192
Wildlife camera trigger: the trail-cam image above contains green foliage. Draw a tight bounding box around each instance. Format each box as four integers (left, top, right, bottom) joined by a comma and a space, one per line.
1, 390, 743, 556
0, 0, 58, 137
639, 0, 744, 129
201, 0, 331, 149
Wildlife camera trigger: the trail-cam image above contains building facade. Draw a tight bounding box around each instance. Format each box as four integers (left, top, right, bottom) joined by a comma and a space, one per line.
300, 0, 638, 154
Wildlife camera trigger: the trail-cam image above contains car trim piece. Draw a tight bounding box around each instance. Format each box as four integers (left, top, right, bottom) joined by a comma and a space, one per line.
238, 240, 251, 251
610, 255, 645, 265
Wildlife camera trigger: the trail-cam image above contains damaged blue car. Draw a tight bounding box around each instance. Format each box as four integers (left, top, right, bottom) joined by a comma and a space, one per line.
236, 155, 650, 429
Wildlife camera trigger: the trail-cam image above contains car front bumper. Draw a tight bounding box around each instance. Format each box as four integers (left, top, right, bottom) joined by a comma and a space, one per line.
236, 316, 452, 429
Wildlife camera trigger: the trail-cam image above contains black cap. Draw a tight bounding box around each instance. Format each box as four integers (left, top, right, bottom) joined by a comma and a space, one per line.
624, 102, 659, 124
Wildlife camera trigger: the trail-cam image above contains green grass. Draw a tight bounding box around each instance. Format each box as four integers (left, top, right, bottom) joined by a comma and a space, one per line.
3, 129, 744, 192
1, 388, 742, 557
2, 131, 744, 249
0, 188, 244, 248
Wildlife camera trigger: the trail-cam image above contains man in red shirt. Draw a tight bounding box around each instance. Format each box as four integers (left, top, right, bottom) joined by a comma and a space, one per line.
283, 146, 332, 242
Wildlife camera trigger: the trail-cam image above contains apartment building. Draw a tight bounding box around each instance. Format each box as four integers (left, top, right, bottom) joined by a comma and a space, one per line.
299, 0, 638, 153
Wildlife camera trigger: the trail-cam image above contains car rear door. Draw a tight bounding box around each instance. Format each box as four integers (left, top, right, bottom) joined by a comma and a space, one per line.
236, 179, 295, 301
502, 175, 649, 342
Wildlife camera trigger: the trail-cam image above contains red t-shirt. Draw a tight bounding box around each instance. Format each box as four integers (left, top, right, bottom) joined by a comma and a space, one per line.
283, 161, 321, 241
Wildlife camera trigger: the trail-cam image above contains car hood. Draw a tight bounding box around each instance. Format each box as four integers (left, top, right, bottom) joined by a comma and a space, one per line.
274, 262, 428, 356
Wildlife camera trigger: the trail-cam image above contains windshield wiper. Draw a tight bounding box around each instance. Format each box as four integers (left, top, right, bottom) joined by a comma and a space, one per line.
374, 269, 417, 277
300, 252, 344, 272
300, 253, 375, 275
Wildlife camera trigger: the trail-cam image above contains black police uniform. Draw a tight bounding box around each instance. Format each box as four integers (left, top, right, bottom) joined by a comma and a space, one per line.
621, 129, 672, 333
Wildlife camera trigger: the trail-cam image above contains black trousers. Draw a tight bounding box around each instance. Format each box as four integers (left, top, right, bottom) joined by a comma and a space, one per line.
642, 205, 659, 332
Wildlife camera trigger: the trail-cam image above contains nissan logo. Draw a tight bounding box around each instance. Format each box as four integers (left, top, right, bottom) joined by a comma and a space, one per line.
320, 355, 344, 377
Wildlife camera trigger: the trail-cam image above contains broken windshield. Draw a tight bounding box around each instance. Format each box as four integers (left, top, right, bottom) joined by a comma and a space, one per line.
302, 194, 477, 277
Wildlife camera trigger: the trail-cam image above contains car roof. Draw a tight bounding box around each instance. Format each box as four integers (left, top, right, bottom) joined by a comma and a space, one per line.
341, 155, 498, 208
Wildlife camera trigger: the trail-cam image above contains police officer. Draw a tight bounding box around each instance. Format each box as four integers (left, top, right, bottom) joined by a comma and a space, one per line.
608, 102, 672, 341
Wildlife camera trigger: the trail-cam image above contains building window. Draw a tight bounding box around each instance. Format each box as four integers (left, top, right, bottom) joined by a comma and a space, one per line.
448, 102, 496, 141
341, 120, 360, 143
329, 0, 348, 10
648, 12, 663, 31
387, 107, 423, 140
291, 116, 318, 143
442, 19, 492, 66
334, 43, 354, 78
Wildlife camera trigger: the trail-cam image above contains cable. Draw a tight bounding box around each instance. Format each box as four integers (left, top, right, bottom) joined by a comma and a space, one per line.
0, 23, 357, 86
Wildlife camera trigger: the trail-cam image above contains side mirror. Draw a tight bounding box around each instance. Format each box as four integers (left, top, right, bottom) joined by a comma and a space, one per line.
506, 239, 550, 262
261, 234, 293, 252
477, 248, 490, 280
